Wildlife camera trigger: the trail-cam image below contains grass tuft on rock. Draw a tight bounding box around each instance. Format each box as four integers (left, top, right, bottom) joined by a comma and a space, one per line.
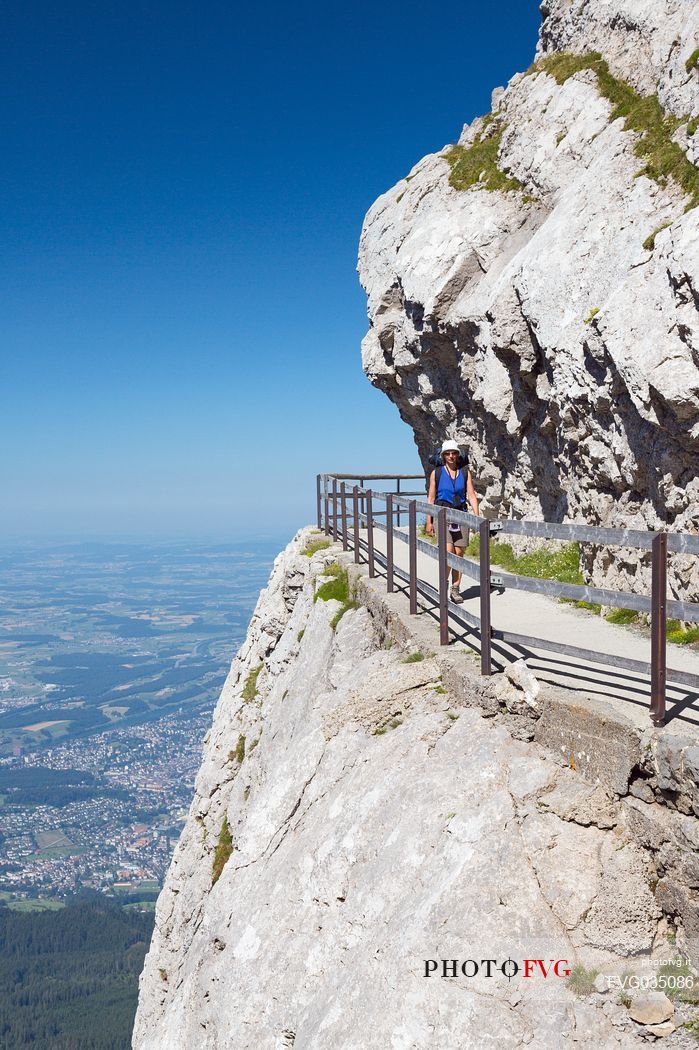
402, 651, 425, 663
605, 608, 640, 626
583, 306, 600, 324
666, 620, 699, 646
562, 598, 603, 614
531, 51, 699, 209
315, 564, 359, 629
373, 718, 403, 736
302, 537, 332, 557
211, 816, 233, 886
657, 959, 699, 1003
315, 564, 349, 604
566, 964, 599, 997
242, 664, 262, 702
234, 734, 245, 763
445, 122, 524, 194
643, 222, 672, 250
686, 48, 699, 74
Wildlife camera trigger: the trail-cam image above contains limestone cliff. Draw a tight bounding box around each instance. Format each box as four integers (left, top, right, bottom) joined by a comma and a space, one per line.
358, 0, 699, 602
133, 530, 699, 1048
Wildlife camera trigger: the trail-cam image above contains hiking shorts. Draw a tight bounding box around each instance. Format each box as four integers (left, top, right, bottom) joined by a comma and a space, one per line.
436, 500, 469, 547
447, 521, 468, 547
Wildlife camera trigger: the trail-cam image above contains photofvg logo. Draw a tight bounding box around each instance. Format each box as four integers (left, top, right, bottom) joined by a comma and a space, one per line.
424, 958, 571, 980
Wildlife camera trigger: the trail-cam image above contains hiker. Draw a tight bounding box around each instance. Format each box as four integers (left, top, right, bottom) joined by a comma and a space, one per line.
426, 440, 480, 604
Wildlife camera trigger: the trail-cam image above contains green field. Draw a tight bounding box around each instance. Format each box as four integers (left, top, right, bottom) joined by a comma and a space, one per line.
7, 898, 66, 912
28, 845, 86, 861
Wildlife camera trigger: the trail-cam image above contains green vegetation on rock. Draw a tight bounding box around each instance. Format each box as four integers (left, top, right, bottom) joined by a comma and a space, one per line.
314, 564, 359, 629
666, 619, 699, 646
465, 535, 585, 585
302, 537, 331, 557
584, 306, 600, 324
373, 718, 403, 736
605, 608, 639, 626
642, 222, 672, 250
657, 958, 699, 1003
685, 48, 699, 74
402, 651, 425, 663
444, 120, 523, 194
530, 51, 699, 209
211, 816, 233, 886
566, 964, 599, 997
242, 664, 262, 702
234, 734, 246, 763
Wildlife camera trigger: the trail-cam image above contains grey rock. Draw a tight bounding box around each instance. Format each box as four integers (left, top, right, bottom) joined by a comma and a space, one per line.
133, 528, 663, 1048
655, 878, 699, 959
653, 735, 699, 816
357, 0, 699, 603
538, 780, 619, 829
534, 690, 641, 795
594, 972, 610, 994
645, 1021, 675, 1037
629, 780, 657, 805
627, 992, 674, 1025
505, 658, 540, 708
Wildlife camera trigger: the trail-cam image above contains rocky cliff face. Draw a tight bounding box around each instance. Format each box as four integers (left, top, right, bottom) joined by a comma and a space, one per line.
133, 530, 698, 1048
358, 0, 699, 601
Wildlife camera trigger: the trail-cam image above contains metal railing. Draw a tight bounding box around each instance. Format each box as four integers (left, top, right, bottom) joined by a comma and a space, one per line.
316, 474, 699, 727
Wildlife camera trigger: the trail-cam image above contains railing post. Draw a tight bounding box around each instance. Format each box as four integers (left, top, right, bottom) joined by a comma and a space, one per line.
332, 477, 338, 542
316, 474, 322, 531
650, 532, 667, 726
396, 477, 401, 529
479, 518, 492, 675
367, 490, 375, 578
386, 493, 394, 593
408, 501, 417, 614
438, 507, 449, 646
352, 485, 360, 564
323, 476, 330, 536
341, 482, 348, 551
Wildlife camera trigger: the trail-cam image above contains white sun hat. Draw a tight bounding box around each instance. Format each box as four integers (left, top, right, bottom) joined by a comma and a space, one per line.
440, 440, 460, 455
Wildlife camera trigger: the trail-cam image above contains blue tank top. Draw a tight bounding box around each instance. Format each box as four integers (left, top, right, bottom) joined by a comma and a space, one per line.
436, 466, 465, 507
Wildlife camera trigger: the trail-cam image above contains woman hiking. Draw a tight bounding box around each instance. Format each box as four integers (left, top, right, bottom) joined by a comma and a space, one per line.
426, 440, 480, 603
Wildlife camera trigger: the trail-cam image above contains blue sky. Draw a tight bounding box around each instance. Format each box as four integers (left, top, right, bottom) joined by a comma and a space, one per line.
1, 0, 540, 542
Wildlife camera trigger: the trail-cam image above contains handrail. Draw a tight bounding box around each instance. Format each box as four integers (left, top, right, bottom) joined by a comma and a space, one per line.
317, 473, 699, 727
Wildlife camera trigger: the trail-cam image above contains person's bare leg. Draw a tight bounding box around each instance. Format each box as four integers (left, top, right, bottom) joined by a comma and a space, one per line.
447, 541, 456, 584
454, 546, 464, 591
448, 541, 465, 602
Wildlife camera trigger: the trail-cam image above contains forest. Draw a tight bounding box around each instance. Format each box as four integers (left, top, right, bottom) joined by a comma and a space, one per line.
0, 892, 154, 1048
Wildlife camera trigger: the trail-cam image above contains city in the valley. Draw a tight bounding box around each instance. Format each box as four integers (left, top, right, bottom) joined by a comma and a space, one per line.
0, 539, 278, 911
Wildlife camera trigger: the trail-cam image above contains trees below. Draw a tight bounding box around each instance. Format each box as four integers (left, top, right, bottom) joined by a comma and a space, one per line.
0, 892, 154, 1048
